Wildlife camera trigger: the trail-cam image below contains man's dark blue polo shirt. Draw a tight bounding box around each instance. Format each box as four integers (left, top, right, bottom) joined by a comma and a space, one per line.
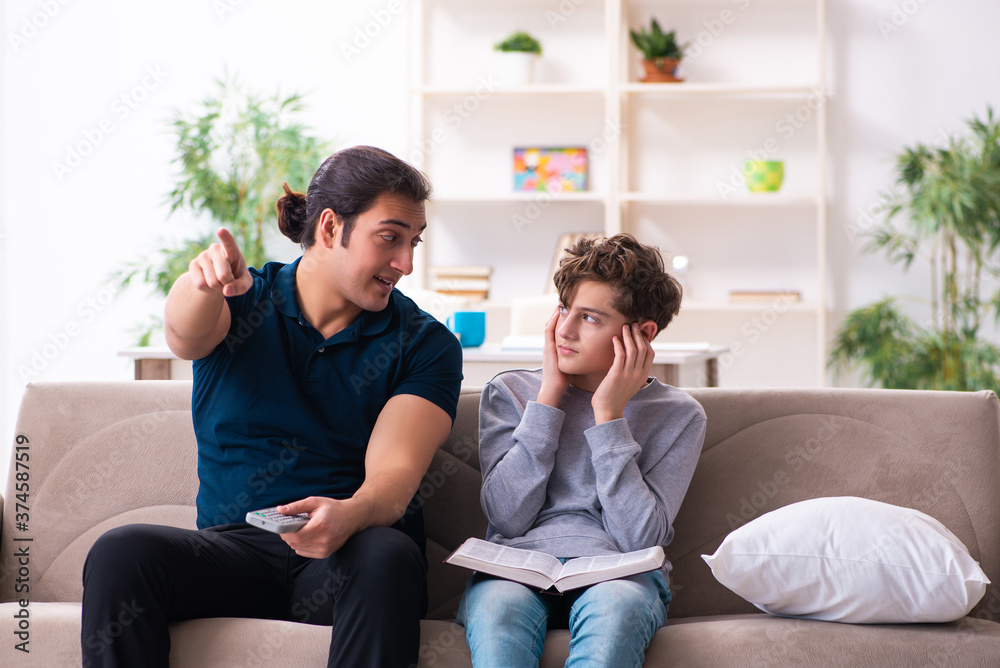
191, 258, 463, 548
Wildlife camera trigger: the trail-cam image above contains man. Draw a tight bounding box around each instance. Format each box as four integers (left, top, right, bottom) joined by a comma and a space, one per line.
81, 146, 463, 667
457, 234, 706, 667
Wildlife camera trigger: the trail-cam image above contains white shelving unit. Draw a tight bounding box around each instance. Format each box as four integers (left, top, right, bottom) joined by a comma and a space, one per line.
408, 0, 828, 387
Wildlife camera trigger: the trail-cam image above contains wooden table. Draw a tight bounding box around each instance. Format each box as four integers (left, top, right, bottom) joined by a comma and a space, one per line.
119, 348, 191, 380
121, 343, 729, 387
460, 343, 728, 387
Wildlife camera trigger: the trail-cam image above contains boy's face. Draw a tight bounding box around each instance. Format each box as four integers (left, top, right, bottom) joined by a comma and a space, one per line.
555, 280, 632, 390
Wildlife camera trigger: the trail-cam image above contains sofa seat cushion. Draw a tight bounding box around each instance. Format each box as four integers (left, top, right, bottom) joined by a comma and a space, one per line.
168, 617, 332, 667
646, 613, 1000, 667
422, 613, 1000, 667
3, 598, 1000, 668
0, 601, 82, 667
1, 605, 473, 668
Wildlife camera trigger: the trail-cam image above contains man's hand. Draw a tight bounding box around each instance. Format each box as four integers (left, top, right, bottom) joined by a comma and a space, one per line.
188, 228, 254, 298
164, 228, 255, 360
537, 307, 570, 408
592, 323, 655, 425
276, 497, 363, 559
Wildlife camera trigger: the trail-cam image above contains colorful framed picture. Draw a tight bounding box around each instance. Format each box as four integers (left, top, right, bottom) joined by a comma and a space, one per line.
513, 147, 588, 192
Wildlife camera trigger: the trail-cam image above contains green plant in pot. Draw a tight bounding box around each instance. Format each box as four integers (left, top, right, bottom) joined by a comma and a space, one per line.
630, 17, 686, 83
494, 30, 543, 85
829, 106, 1000, 391
119, 75, 331, 344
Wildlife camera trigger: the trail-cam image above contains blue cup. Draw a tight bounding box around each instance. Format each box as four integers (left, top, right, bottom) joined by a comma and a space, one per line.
447, 311, 486, 348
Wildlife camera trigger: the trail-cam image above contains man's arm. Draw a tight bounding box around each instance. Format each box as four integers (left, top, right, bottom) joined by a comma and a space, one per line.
278, 394, 453, 559
164, 228, 253, 361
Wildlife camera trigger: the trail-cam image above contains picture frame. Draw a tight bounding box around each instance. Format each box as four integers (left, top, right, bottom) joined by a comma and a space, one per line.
513, 147, 588, 192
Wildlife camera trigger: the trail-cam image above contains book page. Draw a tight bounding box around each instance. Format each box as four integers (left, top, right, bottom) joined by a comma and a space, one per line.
558, 547, 663, 578
452, 538, 562, 578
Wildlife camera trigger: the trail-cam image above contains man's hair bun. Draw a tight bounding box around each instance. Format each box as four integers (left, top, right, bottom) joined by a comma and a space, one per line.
275, 183, 309, 243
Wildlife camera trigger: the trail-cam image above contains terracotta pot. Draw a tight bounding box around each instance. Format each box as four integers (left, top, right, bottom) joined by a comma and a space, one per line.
640, 58, 683, 83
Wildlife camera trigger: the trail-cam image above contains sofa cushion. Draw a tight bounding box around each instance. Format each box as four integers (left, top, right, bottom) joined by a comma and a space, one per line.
0, 602, 82, 668
644, 613, 1000, 668
702, 496, 990, 623
0, 381, 197, 605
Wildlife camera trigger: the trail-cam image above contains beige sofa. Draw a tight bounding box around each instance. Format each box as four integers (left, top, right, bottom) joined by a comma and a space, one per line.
2, 381, 999, 667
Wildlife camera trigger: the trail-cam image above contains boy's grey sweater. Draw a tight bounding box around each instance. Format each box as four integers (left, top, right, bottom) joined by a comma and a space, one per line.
479, 368, 707, 570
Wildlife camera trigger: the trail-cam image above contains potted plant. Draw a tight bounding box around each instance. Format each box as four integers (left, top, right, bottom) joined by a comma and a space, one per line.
118, 74, 331, 344
494, 30, 543, 85
629, 17, 686, 83
829, 107, 1000, 391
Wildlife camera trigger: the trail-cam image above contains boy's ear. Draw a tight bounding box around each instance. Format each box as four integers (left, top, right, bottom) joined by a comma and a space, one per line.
638, 320, 658, 343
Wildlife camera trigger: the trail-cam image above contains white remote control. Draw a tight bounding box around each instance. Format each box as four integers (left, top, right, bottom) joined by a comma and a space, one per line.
246, 507, 310, 533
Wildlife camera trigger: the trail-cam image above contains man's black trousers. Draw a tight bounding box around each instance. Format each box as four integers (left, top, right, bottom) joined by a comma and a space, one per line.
81, 522, 427, 667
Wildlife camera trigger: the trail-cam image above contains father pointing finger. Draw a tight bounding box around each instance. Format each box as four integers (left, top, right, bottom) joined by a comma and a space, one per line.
81, 146, 463, 668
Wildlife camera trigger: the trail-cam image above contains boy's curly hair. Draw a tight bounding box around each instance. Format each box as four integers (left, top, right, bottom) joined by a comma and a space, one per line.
553, 233, 682, 333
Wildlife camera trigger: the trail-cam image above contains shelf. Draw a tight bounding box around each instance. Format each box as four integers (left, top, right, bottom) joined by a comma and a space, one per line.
411, 0, 829, 386
418, 84, 606, 97
621, 83, 824, 99
681, 300, 821, 313
431, 192, 606, 204
622, 192, 818, 206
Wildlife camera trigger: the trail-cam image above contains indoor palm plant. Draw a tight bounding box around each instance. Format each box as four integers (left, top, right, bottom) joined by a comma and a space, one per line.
629, 17, 686, 83
829, 107, 1000, 391
120, 75, 331, 343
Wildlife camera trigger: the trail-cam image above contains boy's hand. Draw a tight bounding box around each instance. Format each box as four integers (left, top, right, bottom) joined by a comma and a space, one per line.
188, 228, 253, 298
537, 307, 570, 408
592, 323, 654, 424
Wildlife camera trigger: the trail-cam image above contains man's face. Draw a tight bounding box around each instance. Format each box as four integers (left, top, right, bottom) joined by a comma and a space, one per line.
329, 192, 426, 312
555, 280, 631, 389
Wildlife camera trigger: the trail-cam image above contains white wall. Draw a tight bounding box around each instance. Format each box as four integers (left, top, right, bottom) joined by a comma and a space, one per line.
827, 0, 1000, 355
1, 0, 412, 480
2, 1, 1000, 477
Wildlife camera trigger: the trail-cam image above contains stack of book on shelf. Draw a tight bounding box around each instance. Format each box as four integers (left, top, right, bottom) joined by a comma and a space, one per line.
728, 289, 802, 303
429, 265, 493, 302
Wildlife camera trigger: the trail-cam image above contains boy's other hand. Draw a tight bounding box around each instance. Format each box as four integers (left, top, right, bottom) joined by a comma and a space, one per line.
188, 228, 253, 298
592, 323, 655, 424
537, 307, 570, 408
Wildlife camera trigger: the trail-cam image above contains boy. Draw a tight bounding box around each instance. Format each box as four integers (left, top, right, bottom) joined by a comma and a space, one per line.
457, 233, 707, 667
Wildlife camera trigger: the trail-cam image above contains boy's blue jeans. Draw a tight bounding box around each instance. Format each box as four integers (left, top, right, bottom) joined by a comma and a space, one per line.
456, 568, 670, 668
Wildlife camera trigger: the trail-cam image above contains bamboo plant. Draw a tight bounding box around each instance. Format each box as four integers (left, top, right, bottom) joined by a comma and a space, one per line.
120, 75, 331, 343
830, 106, 1000, 391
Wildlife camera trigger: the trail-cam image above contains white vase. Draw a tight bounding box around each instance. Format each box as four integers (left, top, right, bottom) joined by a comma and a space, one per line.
496, 52, 538, 86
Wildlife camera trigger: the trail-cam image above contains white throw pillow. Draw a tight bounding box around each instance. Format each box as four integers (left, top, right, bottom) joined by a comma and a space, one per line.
701, 496, 990, 624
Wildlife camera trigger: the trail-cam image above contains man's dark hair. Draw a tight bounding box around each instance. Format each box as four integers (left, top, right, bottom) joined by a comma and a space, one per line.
553, 233, 683, 333
275, 145, 432, 248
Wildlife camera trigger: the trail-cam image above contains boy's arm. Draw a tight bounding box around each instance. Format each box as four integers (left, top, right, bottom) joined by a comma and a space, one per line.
586, 411, 706, 553
479, 381, 564, 539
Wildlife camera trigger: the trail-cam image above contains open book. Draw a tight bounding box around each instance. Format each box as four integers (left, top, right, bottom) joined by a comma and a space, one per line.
445, 537, 665, 592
